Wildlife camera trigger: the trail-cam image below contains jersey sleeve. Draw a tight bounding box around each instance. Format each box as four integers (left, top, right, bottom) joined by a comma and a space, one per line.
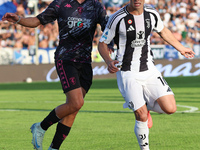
144, 5, 164, 33
99, 14, 118, 44
36, 0, 60, 25
152, 10, 164, 33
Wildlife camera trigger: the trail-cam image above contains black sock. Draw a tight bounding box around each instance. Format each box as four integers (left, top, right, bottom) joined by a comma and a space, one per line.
40, 109, 61, 131
50, 122, 71, 149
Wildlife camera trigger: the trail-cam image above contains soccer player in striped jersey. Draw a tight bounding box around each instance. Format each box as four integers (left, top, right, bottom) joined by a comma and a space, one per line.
98, 0, 195, 149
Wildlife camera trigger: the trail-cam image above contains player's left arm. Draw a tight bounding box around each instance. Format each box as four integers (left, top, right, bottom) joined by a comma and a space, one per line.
158, 26, 195, 58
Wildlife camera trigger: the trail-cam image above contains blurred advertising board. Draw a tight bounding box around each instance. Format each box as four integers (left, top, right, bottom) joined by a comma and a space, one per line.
0, 59, 200, 83
0, 45, 199, 65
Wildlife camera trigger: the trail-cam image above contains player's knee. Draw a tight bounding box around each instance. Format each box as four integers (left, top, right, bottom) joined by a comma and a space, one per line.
139, 114, 148, 121
72, 98, 84, 111
135, 112, 148, 121
165, 105, 177, 114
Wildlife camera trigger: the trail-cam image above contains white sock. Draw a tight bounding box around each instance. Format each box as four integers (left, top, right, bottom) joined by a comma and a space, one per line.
147, 101, 166, 114
134, 120, 150, 150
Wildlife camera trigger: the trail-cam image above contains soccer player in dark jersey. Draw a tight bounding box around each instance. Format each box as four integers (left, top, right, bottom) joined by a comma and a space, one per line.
2, 0, 113, 150
98, 0, 195, 149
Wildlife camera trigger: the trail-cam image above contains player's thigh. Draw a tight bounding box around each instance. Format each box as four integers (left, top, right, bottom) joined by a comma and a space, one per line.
144, 73, 174, 107
79, 63, 93, 93
157, 95, 176, 114
117, 71, 146, 111
65, 87, 87, 104
66, 88, 84, 104
55, 60, 81, 93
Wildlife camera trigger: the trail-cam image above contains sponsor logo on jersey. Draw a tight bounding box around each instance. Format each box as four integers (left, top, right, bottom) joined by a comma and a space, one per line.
127, 25, 135, 32
67, 17, 91, 28
131, 31, 146, 47
137, 31, 145, 39
77, 21, 83, 27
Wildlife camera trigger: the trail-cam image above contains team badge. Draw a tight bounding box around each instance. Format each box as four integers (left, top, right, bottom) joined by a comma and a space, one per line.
128, 19, 132, 24
145, 19, 150, 28
77, 7, 83, 14
69, 77, 76, 85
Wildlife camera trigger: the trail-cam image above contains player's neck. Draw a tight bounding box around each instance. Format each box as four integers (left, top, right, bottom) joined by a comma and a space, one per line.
127, 4, 143, 15
77, 0, 85, 4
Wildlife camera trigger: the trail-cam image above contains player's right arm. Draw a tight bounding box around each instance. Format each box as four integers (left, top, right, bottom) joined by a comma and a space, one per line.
98, 41, 119, 74
2, 0, 60, 27
98, 26, 119, 74
2, 13, 41, 28
98, 10, 122, 74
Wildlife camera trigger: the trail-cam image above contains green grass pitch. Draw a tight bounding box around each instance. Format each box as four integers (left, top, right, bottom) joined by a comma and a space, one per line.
0, 76, 200, 150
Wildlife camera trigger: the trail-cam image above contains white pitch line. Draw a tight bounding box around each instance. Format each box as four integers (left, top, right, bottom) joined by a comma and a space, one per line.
0, 109, 21, 112
0, 101, 199, 113
176, 104, 199, 113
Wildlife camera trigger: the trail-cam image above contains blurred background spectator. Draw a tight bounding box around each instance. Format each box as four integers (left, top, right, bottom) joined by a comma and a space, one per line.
0, 0, 199, 52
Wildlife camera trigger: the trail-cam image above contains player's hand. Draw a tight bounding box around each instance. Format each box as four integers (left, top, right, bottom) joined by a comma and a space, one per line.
107, 60, 119, 73
2, 13, 19, 23
180, 47, 195, 58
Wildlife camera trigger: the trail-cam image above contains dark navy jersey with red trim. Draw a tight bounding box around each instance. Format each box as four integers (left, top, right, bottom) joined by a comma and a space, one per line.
37, 0, 108, 63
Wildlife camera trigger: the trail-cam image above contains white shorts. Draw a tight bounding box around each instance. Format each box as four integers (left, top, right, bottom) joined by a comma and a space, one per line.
116, 69, 174, 111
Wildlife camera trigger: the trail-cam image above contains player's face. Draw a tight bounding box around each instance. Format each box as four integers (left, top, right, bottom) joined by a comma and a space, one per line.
130, 0, 144, 10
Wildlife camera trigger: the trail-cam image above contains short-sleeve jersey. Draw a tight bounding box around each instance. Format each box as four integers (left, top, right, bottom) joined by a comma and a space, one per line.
37, 0, 108, 63
99, 5, 164, 72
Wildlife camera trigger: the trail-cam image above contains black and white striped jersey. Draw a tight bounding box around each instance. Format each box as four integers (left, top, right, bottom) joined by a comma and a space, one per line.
99, 5, 164, 72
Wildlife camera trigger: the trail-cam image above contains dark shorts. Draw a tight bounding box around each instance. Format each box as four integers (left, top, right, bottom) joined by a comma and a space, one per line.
55, 60, 93, 93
